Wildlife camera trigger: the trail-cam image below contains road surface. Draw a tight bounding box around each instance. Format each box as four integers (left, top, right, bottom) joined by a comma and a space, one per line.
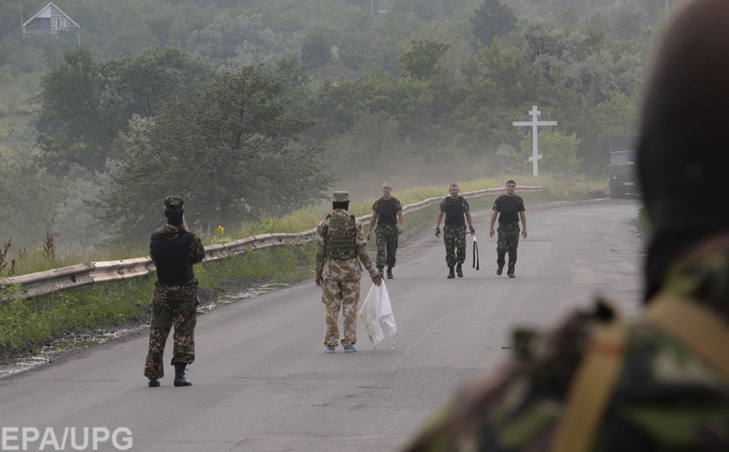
0, 197, 643, 452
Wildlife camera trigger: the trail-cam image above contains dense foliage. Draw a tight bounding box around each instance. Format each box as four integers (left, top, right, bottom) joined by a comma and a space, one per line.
0, 0, 669, 253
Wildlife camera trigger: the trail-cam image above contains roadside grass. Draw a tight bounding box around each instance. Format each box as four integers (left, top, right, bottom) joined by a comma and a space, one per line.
0, 175, 609, 364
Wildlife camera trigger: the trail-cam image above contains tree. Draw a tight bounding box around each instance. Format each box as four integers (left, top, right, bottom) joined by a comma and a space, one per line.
470, 0, 518, 50
99, 64, 331, 240
301, 31, 332, 68
36, 47, 108, 173
515, 130, 581, 176
398, 38, 450, 80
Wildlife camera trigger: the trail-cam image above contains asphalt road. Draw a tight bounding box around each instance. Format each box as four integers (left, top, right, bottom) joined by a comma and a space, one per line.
0, 197, 643, 452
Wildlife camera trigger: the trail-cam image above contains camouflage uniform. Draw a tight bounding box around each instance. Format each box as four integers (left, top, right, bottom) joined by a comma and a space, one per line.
493, 194, 525, 275
402, 233, 729, 452
315, 207, 377, 349
144, 223, 205, 380
372, 197, 403, 270
439, 197, 470, 268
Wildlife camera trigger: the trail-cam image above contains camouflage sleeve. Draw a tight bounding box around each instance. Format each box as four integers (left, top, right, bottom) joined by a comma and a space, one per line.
372, 199, 379, 212
315, 220, 327, 276
462, 197, 470, 212
492, 196, 501, 211
189, 235, 205, 264
518, 196, 525, 212
439, 198, 447, 212
355, 221, 375, 272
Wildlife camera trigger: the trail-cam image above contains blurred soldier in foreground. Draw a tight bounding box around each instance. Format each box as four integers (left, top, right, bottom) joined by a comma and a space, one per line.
434, 184, 475, 278
367, 182, 405, 279
316, 191, 382, 353
489, 179, 527, 278
144, 196, 205, 387
403, 0, 729, 450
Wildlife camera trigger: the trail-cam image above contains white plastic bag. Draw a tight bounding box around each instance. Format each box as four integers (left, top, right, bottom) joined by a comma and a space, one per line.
359, 281, 398, 350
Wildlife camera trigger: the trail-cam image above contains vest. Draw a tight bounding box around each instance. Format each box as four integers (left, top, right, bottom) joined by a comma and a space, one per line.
376, 198, 399, 225
150, 231, 196, 286
325, 215, 357, 260
497, 195, 521, 223
444, 197, 466, 226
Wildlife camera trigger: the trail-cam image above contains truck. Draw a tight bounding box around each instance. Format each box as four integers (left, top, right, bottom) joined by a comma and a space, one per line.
608, 135, 640, 198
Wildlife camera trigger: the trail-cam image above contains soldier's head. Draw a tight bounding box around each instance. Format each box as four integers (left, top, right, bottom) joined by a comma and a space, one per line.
164, 196, 185, 227
638, 0, 729, 300
449, 184, 460, 198
332, 191, 350, 211
505, 180, 516, 196
381, 183, 392, 199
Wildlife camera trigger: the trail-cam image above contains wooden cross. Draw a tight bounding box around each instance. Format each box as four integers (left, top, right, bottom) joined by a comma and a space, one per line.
513, 106, 558, 177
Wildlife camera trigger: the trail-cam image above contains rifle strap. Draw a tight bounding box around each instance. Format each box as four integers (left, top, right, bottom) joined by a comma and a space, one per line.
645, 294, 729, 382
550, 318, 627, 452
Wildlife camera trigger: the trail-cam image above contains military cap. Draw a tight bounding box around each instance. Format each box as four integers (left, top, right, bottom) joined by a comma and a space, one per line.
332, 191, 350, 203
164, 196, 185, 212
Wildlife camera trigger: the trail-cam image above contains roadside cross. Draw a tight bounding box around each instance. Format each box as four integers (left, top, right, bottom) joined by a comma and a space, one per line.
513, 105, 558, 177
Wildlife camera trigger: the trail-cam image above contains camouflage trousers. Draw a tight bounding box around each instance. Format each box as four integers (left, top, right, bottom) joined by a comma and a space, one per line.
375, 224, 399, 269
443, 224, 467, 268
321, 279, 360, 348
496, 222, 520, 273
144, 280, 199, 380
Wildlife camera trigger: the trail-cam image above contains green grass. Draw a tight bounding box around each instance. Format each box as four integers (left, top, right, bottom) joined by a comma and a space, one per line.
0, 175, 610, 363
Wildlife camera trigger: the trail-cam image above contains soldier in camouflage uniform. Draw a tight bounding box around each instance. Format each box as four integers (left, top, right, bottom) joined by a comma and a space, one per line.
435, 184, 475, 279
490, 180, 527, 278
367, 183, 405, 280
316, 191, 382, 353
402, 1, 729, 450
144, 196, 205, 387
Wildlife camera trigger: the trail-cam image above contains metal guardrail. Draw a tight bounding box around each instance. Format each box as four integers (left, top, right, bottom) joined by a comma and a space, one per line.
0, 186, 542, 299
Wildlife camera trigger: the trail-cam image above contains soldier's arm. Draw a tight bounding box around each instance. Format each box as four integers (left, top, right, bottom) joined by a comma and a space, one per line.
490, 211, 498, 238
367, 210, 378, 238
190, 235, 206, 264
397, 210, 405, 233
315, 222, 327, 277
520, 211, 527, 238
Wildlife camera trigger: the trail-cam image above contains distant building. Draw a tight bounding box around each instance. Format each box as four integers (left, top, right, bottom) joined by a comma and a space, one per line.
22, 2, 80, 41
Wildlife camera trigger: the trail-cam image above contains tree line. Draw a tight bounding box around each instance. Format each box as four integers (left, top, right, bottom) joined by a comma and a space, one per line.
0, 0, 661, 252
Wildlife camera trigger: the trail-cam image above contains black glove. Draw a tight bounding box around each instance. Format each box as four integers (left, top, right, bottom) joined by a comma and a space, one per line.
469, 226, 476, 234
435, 227, 441, 238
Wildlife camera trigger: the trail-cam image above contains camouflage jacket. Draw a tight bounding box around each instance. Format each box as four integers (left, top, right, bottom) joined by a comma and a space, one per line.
403, 233, 729, 452
315, 209, 375, 281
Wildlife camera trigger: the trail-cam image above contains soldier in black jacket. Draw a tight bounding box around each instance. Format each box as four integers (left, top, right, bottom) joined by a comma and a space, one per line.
489, 180, 527, 277
144, 196, 205, 387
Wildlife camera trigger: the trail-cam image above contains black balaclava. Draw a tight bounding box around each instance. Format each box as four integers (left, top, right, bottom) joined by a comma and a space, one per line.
164, 196, 185, 228
638, 0, 729, 301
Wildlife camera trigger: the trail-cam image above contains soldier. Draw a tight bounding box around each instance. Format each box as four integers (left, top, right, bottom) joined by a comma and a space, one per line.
489, 179, 527, 278
435, 184, 475, 279
367, 182, 405, 279
402, 1, 729, 450
144, 196, 205, 387
315, 191, 382, 353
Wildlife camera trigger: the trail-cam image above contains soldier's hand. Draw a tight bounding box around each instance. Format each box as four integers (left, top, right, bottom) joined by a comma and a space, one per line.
489, 228, 495, 238
398, 226, 403, 234
315, 274, 322, 287
371, 270, 383, 286
366, 233, 371, 241
469, 226, 476, 234
435, 227, 441, 238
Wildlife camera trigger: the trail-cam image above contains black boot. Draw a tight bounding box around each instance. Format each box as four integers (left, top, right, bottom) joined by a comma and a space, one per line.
456, 263, 463, 278
447, 266, 455, 279
148, 378, 160, 387
174, 363, 192, 387
386, 267, 393, 279
496, 265, 503, 275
